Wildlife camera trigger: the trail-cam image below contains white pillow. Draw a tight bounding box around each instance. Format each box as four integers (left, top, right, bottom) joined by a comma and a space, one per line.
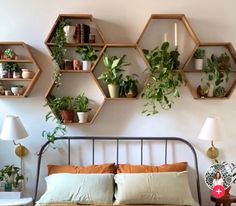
114, 171, 199, 206
36, 173, 114, 205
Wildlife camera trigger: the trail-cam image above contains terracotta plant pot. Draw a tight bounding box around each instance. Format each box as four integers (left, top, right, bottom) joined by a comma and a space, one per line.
61, 110, 74, 123
73, 60, 81, 70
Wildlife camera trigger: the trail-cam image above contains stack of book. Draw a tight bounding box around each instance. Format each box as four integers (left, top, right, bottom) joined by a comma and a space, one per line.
74, 24, 91, 43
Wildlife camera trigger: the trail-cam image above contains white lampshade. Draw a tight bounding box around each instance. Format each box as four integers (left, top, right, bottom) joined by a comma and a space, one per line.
198, 117, 221, 141
0, 115, 28, 141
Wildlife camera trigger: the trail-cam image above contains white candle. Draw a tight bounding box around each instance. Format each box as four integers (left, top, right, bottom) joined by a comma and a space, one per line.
174, 23, 178, 48
164, 32, 167, 42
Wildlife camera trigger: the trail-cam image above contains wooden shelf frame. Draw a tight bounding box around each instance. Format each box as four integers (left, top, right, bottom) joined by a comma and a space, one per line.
184, 42, 236, 99
0, 42, 41, 98
92, 44, 150, 99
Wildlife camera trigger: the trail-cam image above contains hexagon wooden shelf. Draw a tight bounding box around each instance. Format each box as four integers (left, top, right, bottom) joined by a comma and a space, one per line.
184, 42, 236, 99
137, 14, 200, 70
45, 73, 105, 125
92, 44, 149, 99
0, 42, 41, 98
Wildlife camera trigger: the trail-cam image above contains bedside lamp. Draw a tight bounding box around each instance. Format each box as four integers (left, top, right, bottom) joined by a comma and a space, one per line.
0, 115, 29, 158
198, 117, 220, 160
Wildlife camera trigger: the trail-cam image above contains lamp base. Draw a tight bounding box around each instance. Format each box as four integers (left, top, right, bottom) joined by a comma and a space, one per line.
15, 145, 28, 158
207, 146, 219, 159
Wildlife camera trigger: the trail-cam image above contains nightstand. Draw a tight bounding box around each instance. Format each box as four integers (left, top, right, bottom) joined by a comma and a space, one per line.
211, 195, 236, 206
0, 197, 32, 206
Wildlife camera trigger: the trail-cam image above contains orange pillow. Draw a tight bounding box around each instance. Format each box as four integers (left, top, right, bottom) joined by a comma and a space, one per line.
159, 162, 188, 172
117, 162, 187, 173
48, 163, 116, 175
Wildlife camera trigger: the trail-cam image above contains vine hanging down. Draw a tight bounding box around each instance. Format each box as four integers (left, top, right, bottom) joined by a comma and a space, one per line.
142, 42, 185, 116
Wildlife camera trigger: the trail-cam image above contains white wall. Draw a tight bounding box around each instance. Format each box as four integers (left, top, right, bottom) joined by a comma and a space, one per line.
0, 0, 236, 205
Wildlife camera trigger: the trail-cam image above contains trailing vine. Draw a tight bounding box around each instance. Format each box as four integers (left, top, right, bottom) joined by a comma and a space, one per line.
142, 42, 184, 116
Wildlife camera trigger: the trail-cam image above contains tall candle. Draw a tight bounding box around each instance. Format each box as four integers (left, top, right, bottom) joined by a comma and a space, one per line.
174, 23, 178, 48
164, 32, 167, 42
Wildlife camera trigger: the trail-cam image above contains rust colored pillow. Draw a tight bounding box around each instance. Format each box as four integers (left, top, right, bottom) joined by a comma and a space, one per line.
159, 162, 188, 172
48, 163, 116, 175
117, 162, 187, 173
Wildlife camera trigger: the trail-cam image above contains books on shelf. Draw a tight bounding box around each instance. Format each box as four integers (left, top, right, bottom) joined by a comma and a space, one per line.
75, 24, 91, 44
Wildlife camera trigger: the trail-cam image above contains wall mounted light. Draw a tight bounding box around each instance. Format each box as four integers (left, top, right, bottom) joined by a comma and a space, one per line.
0, 115, 29, 158
198, 117, 220, 160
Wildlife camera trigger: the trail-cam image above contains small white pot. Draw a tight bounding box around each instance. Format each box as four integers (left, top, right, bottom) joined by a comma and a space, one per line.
11, 86, 23, 96
22, 69, 33, 79
77, 112, 89, 123
207, 84, 215, 97
13, 72, 21, 79
108, 84, 120, 98
195, 59, 204, 70
63, 25, 76, 43
82, 61, 91, 71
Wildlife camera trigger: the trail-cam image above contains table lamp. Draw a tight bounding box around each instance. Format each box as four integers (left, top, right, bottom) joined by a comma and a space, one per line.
198, 117, 220, 160
0, 115, 29, 158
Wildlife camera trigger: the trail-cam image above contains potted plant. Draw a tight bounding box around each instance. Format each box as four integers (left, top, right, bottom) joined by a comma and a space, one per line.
0, 165, 24, 192
76, 45, 98, 70
122, 74, 139, 98
46, 96, 75, 123
193, 48, 205, 70
98, 53, 130, 98
201, 53, 230, 97
11, 85, 24, 96
3, 63, 20, 78
142, 42, 184, 115
74, 93, 91, 123
3, 48, 16, 60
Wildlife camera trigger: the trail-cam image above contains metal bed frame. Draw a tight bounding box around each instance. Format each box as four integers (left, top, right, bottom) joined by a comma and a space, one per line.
34, 136, 202, 205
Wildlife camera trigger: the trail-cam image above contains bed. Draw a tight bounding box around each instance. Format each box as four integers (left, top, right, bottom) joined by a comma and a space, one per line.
34, 136, 202, 206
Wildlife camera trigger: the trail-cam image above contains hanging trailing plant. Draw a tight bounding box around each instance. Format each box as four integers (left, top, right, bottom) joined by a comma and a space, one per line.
42, 95, 67, 144
142, 42, 184, 116
51, 19, 69, 87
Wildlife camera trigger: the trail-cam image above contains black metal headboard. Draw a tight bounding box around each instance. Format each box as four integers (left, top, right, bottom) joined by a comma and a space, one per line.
34, 136, 201, 205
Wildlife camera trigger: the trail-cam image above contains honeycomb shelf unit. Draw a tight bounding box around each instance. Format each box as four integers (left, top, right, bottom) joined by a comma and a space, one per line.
44, 13, 236, 125
184, 42, 236, 99
137, 14, 200, 70
93, 44, 149, 100
0, 42, 41, 98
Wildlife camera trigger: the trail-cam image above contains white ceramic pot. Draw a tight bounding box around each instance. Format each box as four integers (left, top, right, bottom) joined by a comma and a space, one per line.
13, 72, 21, 79
11, 86, 23, 96
63, 25, 76, 43
207, 84, 215, 97
77, 112, 89, 123
108, 84, 120, 98
195, 59, 204, 70
22, 69, 33, 79
82, 61, 91, 71
0, 63, 4, 78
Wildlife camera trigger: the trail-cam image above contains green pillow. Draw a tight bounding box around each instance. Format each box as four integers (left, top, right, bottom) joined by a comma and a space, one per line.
36, 173, 114, 205
114, 171, 199, 206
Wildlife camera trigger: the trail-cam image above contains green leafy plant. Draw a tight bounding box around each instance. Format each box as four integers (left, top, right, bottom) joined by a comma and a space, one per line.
74, 93, 91, 112
194, 48, 206, 59
122, 74, 139, 97
3, 49, 15, 59
202, 53, 230, 88
98, 53, 130, 85
76, 45, 98, 61
0, 165, 24, 189
51, 20, 69, 87
142, 42, 184, 115
4, 63, 21, 73
43, 96, 68, 143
